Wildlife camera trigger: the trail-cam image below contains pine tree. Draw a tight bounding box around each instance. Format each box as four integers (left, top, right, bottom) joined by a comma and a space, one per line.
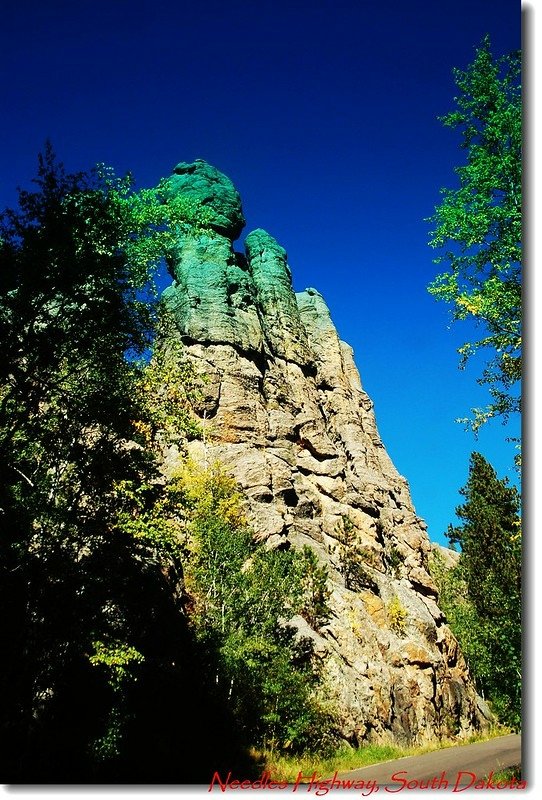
447, 453, 521, 728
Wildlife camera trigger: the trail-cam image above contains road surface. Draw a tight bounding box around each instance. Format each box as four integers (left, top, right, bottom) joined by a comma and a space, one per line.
334, 734, 522, 790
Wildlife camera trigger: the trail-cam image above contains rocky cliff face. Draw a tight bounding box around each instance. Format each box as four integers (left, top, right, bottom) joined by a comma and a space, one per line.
162, 159, 489, 745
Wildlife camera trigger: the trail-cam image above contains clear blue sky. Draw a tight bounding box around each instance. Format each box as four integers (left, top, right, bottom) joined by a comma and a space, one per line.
1, 0, 521, 546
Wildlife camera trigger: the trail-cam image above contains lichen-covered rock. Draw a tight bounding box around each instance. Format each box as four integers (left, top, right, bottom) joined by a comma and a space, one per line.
168, 159, 245, 240
245, 229, 313, 366
161, 159, 488, 747
162, 237, 263, 354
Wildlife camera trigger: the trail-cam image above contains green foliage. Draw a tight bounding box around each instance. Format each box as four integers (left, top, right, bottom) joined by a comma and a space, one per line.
89, 640, 145, 691
94, 164, 214, 285
489, 766, 522, 784
448, 453, 521, 618
88, 641, 145, 760
135, 307, 203, 445
0, 144, 159, 614
177, 461, 335, 755
430, 453, 521, 729
266, 742, 415, 784
430, 552, 494, 688
335, 515, 378, 592
0, 146, 338, 778
295, 546, 332, 629
385, 544, 404, 578
0, 146, 222, 781
111, 478, 185, 559
427, 37, 521, 432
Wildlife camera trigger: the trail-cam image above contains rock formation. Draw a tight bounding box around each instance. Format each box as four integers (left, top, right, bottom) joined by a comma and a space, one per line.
162, 159, 489, 745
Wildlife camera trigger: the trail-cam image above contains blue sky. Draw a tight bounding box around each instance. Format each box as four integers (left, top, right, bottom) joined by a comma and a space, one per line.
1, 0, 522, 546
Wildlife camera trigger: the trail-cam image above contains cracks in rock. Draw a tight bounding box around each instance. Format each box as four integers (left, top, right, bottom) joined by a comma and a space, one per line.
429, 671, 441, 723
225, 281, 255, 311
373, 517, 386, 547
302, 475, 346, 504
161, 164, 485, 746
408, 576, 438, 600
293, 432, 337, 463
232, 250, 249, 271
181, 335, 269, 375
317, 378, 335, 391
346, 501, 380, 520
193, 375, 221, 420
248, 489, 274, 504
296, 464, 339, 481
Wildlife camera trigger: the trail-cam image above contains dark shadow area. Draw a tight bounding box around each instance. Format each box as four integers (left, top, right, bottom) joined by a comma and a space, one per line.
0, 521, 260, 785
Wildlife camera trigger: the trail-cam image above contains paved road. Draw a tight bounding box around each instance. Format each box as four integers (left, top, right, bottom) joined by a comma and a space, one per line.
334, 734, 522, 791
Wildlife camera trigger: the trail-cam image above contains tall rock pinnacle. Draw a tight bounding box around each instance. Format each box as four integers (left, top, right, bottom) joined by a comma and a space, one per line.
161, 160, 490, 746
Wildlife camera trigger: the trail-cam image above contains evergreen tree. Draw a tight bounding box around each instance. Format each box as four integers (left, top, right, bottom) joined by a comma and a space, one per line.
444, 453, 521, 728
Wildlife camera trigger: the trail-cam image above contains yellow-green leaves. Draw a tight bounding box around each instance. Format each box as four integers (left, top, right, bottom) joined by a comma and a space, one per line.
136, 320, 203, 444
89, 640, 145, 691
92, 165, 215, 292
387, 596, 408, 636
169, 458, 334, 754
169, 459, 247, 528
88, 641, 146, 761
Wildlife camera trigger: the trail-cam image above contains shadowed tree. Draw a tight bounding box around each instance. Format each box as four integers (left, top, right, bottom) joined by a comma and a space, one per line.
0, 146, 255, 782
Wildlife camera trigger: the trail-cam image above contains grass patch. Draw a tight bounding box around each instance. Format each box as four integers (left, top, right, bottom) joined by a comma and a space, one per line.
256, 724, 514, 783
261, 744, 408, 784
487, 766, 522, 783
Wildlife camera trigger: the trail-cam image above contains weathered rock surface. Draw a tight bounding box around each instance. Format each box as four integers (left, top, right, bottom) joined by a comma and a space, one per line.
168, 159, 246, 240
431, 542, 461, 570
162, 160, 488, 746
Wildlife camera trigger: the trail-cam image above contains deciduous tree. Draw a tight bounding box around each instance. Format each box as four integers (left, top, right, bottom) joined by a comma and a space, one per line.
427, 37, 521, 432
0, 146, 221, 781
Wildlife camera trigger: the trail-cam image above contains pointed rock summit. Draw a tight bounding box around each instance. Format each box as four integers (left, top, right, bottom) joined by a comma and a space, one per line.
162, 160, 490, 745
